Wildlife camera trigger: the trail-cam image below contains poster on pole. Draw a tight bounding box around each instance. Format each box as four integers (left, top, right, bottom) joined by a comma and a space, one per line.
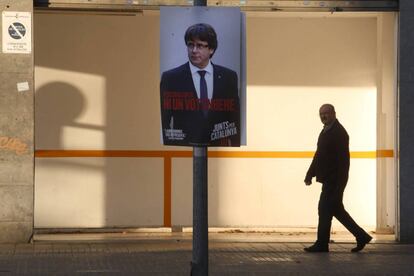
160, 7, 243, 147
2, 11, 32, 54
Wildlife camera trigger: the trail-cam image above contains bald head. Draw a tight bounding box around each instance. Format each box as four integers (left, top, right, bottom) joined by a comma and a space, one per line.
319, 104, 336, 126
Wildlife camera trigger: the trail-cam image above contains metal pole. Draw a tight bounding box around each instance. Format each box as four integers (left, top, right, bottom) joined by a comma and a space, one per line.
191, 146, 208, 276
193, 0, 207, 6
191, 1, 208, 275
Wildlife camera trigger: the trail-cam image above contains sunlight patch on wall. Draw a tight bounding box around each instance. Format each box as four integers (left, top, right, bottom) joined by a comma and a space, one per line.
245, 85, 377, 151
35, 66, 106, 149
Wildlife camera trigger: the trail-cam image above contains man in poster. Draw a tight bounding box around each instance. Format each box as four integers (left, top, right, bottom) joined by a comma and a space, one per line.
160, 23, 240, 147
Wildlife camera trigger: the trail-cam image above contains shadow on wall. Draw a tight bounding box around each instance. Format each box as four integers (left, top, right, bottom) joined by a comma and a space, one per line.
35, 82, 85, 149
247, 17, 377, 87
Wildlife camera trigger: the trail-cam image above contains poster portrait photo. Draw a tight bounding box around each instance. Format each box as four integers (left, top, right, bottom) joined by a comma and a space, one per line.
160, 7, 241, 147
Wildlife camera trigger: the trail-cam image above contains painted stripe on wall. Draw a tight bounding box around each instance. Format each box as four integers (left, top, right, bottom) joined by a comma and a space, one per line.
35, 150, 394, 158
164, 156, 172, 227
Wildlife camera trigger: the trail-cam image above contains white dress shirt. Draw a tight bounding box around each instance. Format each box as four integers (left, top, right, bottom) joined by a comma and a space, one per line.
189, 61, 214, 100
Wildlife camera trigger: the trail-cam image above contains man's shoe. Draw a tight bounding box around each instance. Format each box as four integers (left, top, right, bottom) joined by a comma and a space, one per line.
351, 235, 372, 252
304, 244, 329, 253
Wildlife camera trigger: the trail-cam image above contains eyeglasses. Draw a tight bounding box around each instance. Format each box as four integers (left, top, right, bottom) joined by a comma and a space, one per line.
186, 42, 209, 50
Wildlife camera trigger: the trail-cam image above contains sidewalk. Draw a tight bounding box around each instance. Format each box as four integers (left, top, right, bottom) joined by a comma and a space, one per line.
0, 231, 412, 275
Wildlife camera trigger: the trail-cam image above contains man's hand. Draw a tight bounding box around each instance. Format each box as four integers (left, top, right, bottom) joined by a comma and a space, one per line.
304, 180, 312, 186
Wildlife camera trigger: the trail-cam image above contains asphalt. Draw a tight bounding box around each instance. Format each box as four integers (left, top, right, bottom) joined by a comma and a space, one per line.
0, 231, 413, 275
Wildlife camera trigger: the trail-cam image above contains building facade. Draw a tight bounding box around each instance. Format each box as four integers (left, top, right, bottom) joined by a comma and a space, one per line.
2, 0, 414, 243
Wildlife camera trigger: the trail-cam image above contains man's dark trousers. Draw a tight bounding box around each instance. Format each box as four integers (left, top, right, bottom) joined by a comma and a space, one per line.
317, 180, 369, 245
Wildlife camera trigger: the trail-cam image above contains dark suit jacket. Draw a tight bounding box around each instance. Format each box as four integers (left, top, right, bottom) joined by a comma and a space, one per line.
160, 62, 240, 147
305, 119, 350, 185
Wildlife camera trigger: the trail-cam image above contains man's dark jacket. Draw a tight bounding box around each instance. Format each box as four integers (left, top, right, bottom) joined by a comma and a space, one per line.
160, 62, 240, 147
305, 119, 350, 185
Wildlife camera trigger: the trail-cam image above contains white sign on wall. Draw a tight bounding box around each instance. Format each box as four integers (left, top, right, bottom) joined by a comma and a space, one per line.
2, 11, 32, 54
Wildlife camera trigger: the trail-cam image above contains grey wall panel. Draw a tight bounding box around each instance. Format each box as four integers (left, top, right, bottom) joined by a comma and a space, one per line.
399, 1, 414, 243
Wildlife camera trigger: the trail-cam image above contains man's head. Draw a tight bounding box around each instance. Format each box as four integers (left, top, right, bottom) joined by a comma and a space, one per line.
184, 23, 218, 69
319, 104, 336, 126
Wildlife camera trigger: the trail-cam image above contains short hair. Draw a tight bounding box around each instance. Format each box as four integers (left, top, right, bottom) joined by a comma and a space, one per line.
321, 103, 335, 113
184, 23, 218, 57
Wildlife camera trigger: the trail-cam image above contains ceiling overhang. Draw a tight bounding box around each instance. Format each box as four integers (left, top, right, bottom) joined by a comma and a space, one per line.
34, 0, 399, 12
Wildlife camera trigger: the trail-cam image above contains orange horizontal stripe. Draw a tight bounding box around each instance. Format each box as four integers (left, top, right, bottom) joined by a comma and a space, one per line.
376, 149, 394, 158
351, 151, 376, 158
35, 150, 192, 158
208, 151, 315, 158
35, 150, 394, 159
350, 150, 395, 158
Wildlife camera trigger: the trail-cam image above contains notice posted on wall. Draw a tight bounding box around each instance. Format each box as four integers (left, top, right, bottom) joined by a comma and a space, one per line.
2, 11, 32, 54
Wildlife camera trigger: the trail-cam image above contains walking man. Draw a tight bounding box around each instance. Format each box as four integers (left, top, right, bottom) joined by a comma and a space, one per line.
304, 104, 372, 253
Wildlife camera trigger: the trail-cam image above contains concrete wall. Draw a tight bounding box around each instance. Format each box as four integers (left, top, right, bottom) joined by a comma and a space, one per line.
0, 0, 34, 242
33, 11, 395, 231
376, 13, 397, 233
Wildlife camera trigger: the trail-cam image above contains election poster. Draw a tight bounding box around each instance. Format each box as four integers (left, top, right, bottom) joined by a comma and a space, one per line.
160, 7, 243, 147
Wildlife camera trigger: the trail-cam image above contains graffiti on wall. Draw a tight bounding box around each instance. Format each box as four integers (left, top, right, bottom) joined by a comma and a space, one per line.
0, 136, 28, 155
